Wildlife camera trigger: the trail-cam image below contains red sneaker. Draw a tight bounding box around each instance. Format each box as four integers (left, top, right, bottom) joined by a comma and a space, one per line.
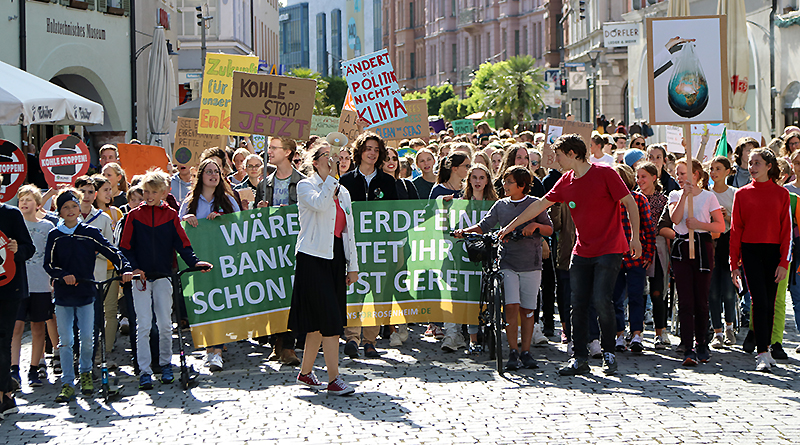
296, 372, 326, 390
327, 376, 355, 396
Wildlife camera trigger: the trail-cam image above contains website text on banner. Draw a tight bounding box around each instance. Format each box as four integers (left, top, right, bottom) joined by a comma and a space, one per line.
230, 72, 316, 140
180, 199, 493, 348
342, 48, 407, 129
198, 53, 259, 135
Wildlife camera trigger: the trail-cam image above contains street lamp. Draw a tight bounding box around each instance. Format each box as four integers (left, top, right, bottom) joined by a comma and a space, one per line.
587, 49, 603, 125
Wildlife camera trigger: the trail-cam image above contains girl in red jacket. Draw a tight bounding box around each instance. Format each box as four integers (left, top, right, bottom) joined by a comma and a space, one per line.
730, 148, 792, 372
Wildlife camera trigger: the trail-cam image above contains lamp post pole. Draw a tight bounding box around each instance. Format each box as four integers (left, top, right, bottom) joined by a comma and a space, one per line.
587, 49, 603, 125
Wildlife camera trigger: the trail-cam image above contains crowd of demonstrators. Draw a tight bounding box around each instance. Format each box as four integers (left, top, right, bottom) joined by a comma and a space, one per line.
6, 118, 800, 413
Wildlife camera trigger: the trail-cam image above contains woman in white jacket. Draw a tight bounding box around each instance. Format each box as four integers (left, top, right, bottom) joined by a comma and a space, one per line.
288, 141, 359, 396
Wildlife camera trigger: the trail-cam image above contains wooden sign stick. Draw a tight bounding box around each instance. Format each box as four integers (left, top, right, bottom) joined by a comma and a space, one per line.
684, 123, 695, 259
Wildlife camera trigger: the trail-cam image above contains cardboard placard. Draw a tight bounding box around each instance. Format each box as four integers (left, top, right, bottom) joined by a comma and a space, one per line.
666, 125, 684, 153
229, 72, 316, 140
452, 119, 475, 135
0, 140, 27, 203
310, 115, 341, 137
118, 143, 171, 178
338, 99, 428, 145
199, 53, 259, 135
175, 117, 228, 168
0, 229, 15, 287
341, 49, 407, 129
645, 16, 729, 125
39, 134, 90, 188
541, 118, 594, 170
251, 135, 266, 153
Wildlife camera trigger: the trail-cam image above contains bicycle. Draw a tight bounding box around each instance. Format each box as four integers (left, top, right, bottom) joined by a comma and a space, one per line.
143, 265, 211, 390
451, 229, 529, 375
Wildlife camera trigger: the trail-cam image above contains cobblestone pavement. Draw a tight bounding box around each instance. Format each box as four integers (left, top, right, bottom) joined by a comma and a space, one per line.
3, 319, 800, 444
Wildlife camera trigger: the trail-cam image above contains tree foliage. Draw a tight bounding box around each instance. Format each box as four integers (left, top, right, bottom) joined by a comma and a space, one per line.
479, 56, 546, 127
402, 84, 456, 116
322, 76, 348, 115
288, 68, 338, 116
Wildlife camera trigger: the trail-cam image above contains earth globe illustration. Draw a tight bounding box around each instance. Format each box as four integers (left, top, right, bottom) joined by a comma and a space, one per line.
666, 42, 709, 118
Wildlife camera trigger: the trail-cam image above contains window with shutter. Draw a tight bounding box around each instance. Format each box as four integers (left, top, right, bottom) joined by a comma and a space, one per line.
122, 0, 130, 16
97, 0, 107, 12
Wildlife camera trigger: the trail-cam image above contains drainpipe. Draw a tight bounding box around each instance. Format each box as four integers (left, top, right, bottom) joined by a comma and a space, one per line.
19, 0, 26, 71
769, 0, 776, 137
130, 0, 138, 139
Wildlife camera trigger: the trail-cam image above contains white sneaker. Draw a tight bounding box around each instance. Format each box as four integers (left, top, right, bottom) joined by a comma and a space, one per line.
589, 339, 602, 358
389, 332, 403, 347
710, 334, 725, 349
119, 317, 130, 335
397, 324, 409, 342
724, 327, 736, 346
208, 353, 223, 372
566, 341, 574, 357
615, 335, 627, 352
644, 309, 654, 325
441, 333, 467, 352
532, 322, 548, 346
755, 352, 772, 372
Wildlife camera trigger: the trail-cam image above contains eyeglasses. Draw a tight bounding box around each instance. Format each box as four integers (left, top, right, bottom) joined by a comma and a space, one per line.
203, 169, 221, 175
246, 164, 262, 169
531, 160, 540, 166
633, 141, 645, 147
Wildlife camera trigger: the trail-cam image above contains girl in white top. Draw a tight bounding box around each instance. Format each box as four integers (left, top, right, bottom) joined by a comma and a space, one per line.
668, 157, 725, 366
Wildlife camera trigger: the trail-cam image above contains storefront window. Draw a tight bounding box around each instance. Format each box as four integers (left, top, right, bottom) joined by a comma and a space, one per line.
179, 0, 218, 38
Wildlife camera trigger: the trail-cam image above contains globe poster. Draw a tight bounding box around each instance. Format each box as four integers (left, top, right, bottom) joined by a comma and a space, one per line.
645, 16, 729, 126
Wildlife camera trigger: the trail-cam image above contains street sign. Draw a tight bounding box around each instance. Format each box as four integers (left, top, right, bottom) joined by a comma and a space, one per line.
603, 22, 640, 47
569, 71, 587, 91
564, 62, 585, 68
596, 79, 610, 86
0, 140, 26, 203
39, 134, 90, 188
544, 69, 562, 84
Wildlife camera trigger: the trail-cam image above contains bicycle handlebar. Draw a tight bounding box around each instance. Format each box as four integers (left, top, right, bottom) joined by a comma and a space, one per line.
449, 228, 536, 242
133, 264, 212, 281
71, 274, 142, 286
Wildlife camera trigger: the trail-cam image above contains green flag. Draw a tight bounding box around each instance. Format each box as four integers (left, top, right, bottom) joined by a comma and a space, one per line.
715, 127, 728, 158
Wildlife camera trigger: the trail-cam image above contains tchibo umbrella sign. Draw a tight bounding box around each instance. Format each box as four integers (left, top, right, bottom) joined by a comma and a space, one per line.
39, 134, 91, 188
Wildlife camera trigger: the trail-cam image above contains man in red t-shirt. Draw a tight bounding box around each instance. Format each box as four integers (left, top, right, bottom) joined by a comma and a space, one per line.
500, 134, 642, 376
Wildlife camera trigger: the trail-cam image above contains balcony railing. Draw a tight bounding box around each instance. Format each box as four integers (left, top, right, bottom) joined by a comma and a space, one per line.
458, 8, 482, 28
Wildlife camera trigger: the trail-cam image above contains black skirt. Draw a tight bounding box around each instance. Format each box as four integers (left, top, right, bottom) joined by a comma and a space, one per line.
287, 236, 347, 336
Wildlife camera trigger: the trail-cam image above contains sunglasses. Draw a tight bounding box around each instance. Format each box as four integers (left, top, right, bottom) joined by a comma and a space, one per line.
531, 160, 540, 166
633, 141, 645, 147
246, 164, 262, 169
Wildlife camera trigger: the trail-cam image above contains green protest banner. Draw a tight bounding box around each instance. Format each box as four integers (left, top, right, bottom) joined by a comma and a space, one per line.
181, 199, 494, 347
452, 119, 475, 135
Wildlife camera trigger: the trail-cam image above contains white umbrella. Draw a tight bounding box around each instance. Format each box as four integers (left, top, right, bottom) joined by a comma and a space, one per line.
0, 59, 104, 126
667, 0, 690, 17
147, 26, 178, 155
718, 0, 750, 130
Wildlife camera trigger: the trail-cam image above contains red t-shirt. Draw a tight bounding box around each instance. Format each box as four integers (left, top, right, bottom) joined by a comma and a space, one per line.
544, 164, 630, 258
334, 198, 346, 238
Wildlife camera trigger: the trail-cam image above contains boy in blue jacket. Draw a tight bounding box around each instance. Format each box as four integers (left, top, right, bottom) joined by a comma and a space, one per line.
44, 189, 133, 403
119, 170, 212, 390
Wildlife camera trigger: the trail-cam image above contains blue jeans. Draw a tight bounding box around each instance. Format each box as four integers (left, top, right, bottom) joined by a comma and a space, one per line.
612, 265, 647, 333
569, 254, 623, 359
56, 303, 94, 386
708, 263, 737, 330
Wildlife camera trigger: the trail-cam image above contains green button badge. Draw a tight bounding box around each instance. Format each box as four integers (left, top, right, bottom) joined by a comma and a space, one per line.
568, 201, 576, 209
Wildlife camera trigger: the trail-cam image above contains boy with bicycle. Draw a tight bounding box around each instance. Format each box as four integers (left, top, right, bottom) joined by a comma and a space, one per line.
44, 188, 133, 402
119, 170, 212, 391
454, 165, 553, 370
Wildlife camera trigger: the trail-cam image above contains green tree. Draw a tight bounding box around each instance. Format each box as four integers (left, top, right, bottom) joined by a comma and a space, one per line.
287, 67, 336, 115
322, 76, 347, 115
481, 55, 546, 125
439, 97, 461, 121
402, 85, 455, 117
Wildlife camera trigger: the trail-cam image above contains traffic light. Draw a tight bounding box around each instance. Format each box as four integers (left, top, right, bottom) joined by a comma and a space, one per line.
196, 5, 202, 26
579, 1, 586, 20
561, 76, 568, 93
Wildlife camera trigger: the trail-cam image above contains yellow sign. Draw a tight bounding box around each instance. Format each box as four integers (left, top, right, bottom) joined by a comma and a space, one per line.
198, 53, 259, 135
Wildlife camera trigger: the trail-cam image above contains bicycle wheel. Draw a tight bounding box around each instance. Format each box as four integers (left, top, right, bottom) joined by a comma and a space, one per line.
490, 274, 504, 374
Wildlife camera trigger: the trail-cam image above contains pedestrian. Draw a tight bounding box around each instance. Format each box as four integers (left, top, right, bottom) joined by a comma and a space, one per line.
411, 148, 437, 200
0, 179, 35, 419
290, 142, 358, 396
120, 169, 213, 389
45, 188, 133, 402
455, 166, 553, 370
727, 137, 758, 188
730, 148, 791, 372
234, 153, 263, 209
382, 147, 419, 200
98, 144, 119, 168
668, 157, 725, 366
102, 162, 129, 208
500, 134, 643, 376
645, 144, 680, 197
494, 144, 545, 198
227, 148, 250, 186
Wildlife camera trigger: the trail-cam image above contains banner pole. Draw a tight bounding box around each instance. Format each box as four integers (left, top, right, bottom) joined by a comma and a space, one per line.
684, 123, 695, 260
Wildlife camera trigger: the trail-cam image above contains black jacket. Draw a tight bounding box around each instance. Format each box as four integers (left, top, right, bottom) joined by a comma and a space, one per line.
396, 178, 419, 200
0, 203, 35, 301
339, 168, 399, 202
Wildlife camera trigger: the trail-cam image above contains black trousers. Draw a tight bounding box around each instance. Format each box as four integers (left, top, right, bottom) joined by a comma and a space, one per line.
741, 243, 781, 354
0, 299, 22, 393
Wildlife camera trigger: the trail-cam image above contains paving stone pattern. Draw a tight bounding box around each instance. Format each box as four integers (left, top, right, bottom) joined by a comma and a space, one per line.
2, 319, 800, 444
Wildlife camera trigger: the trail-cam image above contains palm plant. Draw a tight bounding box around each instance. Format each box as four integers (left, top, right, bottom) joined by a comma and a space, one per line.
482, 55, 546, 125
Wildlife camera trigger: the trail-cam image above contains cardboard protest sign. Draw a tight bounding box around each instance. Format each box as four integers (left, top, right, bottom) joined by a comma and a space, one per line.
0, 140, 27, 203
251, 135, 266, 153
39, 134, 90, 188
310, 115, 341, 137
199, 53, 259, 135
666, 125, 684, 153
230, 72, 316, 140
541, 118, 594, 170
451, 119, 475, 135
118, 143, 171, 177
342, 49, 407, 129
0, 229, 15, 287
339, 99, 428, 145
175, 117, 228, 167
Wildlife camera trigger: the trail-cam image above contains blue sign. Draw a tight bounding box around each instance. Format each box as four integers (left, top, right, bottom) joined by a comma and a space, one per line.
565, 62, 585, 68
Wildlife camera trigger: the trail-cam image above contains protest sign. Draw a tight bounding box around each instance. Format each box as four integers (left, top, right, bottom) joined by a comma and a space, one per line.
180, 199, 493, 347
199, 53, 259, 135
452, 119, 475, 135
541, 118, 593, 169
342, 49, 407, 129
118, 143, 171, 177
0, 229, 15, 286
230, 72, 316, 140
688, 124, 762, 162
175, 117, 228, 167
310, 115, 341, 137
251, 135, 266, 153
666, 125, 684, 153
339, 99, 428, 145
39, 134, 90, 188
0, 140, 27, 203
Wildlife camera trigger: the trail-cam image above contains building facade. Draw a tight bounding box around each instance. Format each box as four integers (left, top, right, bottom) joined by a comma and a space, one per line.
0, 0, 134, 151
